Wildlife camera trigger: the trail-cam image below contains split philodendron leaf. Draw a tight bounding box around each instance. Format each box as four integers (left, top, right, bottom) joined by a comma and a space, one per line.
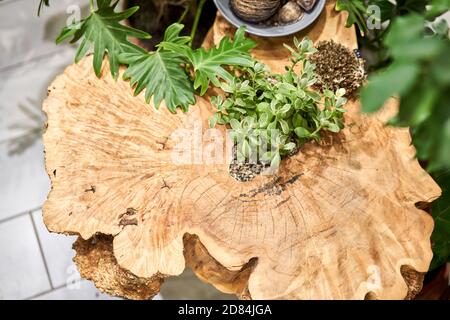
55, 0, 256, 113
335, 0, 369, 35
158, 26, 257, 96
210, 37, 347, 168
56, 0, 150, 79
119, 24, 196, 112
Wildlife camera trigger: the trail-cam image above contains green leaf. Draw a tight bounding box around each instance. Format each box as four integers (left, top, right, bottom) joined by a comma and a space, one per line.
384, 14, 424, 47
361, 62, 420, 113
292, 113, 307, 128
279, 104, 292, 115
426, 0, 450, 20
242, 139, 251, 158
430, 170, 450, 270
327, 123, 341, 133
185, 26, 256, 95
160, 23, 190, 45
121, 50, 195, 112
360, 8, 450, 175
430, 45, 450, 84
434, 118, 450, 169
294, 127, 311, 138
371, 0, 396, 22
156, 23, 192, 54
336, 88, 346, 97
279, 119, 290, 134
396, 0, 428, 14
256, 101, 270, 113
395, 81, 438, 126
384, 15, 443, 61
230, 119, 241, 131
261, 151, 272, 163
271, 152, 281, 168
118, 23, 198, 112
335, 0, 368, 34
259, 113, 270, 128
412, 92, 450, 172
390, 37, 443, 61
56, 0, 150, 79
305, 90, 321, 102
283, 142, 296, 151
209, 113, 220, 128
267, 121, 277, 130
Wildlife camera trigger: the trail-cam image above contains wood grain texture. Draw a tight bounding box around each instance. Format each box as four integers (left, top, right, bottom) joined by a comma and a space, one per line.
42, 1, 441, 299
73, 235, 163, 300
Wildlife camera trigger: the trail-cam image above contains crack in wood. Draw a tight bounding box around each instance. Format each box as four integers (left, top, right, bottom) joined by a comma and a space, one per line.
118, 208, 138, 227
239, 174, 303, 198
119, 218, 138, 227
161, 179, 171, 189
156, 137, 169, 150
275, 196, 291, 208
84, 185, 96, 193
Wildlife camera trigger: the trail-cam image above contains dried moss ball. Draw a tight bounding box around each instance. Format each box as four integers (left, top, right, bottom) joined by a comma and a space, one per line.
308, 40, 366, 98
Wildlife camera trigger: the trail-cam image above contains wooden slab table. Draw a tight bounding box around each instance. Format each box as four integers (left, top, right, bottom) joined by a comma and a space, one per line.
42, 1, 441, 300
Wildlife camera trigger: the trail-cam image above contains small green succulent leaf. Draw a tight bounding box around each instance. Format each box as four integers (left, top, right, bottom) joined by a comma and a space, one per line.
230, 118, 242, 131
279, 119, 290, 134
283, 142, 296, 151
270, 152, 281, 168
294, 127, 311, 138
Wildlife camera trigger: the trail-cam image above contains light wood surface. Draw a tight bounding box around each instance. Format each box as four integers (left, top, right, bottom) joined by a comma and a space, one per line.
42, 1, 441, 299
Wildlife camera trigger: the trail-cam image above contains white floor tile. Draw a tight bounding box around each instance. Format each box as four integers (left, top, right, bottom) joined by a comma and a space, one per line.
160, 269, 235, 300
0, 48, 77, 219
0, 214, 51, 299
0, 140, 50, 220
32, 280, 121, 300
0, 48, 75, 142
31, 209, 80, 287
0, 0, 88, 70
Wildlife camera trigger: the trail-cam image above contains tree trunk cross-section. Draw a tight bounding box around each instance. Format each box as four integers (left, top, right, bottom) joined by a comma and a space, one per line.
42, 2, 441, 299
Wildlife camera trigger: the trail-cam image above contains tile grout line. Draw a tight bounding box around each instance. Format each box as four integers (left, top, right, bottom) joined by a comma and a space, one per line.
29, 211, 54, 291
0, 206, 43, 225
25, 282, 70, 300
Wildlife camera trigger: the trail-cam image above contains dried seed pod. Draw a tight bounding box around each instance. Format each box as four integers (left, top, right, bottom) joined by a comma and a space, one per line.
230, 0, 281, 23
277, 1, 304, 24
296, 0, 317, 11
308, 40, 367, 98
